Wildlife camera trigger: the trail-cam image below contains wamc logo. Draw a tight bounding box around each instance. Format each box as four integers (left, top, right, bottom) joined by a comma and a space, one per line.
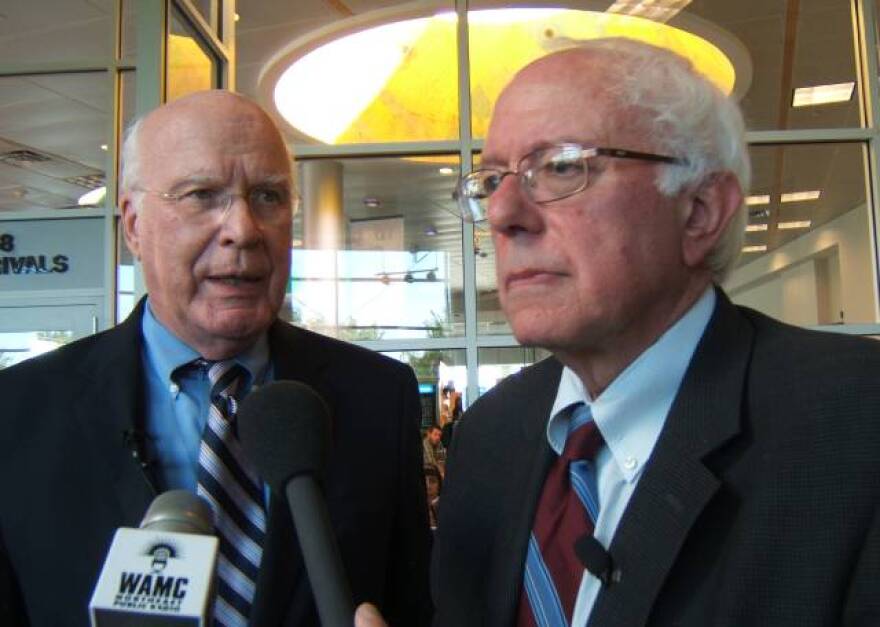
113, 540, 190, 612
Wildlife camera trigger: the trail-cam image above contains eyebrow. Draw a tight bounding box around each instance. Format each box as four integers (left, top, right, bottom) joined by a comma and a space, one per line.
479, 139, 589, 169
167, 173, 292, 191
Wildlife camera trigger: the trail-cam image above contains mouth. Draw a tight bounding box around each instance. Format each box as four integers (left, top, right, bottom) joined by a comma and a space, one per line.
206, 273, 266, 290
505, 269, 565, 289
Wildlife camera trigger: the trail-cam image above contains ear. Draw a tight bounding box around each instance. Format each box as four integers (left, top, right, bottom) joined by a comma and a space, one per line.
120, 192, 142, 261
680, 172, 743, 269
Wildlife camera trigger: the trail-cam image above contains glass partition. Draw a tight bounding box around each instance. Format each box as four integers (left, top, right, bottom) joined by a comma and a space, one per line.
0, 72, 109, 213
285, 156, 464, 340
725, 142, 875, 326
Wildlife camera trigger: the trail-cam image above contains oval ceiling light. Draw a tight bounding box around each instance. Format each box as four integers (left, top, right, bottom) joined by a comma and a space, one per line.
266, 7, 746, 145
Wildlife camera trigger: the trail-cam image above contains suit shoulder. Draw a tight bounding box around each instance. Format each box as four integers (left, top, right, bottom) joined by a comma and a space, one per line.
272, 321, 415, 378
740, 306, 880, 371
466, 356, 561, 419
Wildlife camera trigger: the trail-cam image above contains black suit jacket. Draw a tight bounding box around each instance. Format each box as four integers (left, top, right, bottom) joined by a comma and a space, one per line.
0, 301, 432, 626
432, 290, 880, 626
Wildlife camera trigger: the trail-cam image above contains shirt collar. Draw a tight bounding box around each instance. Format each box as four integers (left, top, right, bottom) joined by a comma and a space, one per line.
141, 299, 270, 387
548, 286, 716, 481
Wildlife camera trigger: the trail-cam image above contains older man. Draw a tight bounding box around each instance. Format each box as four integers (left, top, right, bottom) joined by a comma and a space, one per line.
423, 39, 880, 627
0, 91, 431, 626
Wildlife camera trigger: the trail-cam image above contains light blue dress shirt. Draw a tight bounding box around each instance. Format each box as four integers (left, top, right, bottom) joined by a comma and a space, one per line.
544, 287, 716, 627
140, 301, 270, 492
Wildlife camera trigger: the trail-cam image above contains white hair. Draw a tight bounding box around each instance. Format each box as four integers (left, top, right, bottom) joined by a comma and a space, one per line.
572, 38, 751, 282
119, 115, 145, 194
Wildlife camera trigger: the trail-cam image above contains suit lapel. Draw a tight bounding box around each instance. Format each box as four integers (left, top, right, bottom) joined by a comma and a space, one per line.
73, 299, 156, 526
487, 359, 563, 626
588, 290, 753, 626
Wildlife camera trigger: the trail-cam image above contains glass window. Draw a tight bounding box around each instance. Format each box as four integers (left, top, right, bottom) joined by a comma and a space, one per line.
167, 6, 218, 102
0, 3, 112, 65
285, 156, 464, 340
0, 72, 109, 212
240, 1, 457, 145
0, 330, 74, 369
116, 216, 135, 323
686, 0, 860, 131
190, 0, 216, 30
465, 1, 860, 137
383, 349, 466, 424
478, 346, 550, 396
121, 0, 137, 64
724, 142, 875, 326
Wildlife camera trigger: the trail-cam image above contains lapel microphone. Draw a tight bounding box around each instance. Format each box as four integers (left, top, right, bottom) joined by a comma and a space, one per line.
575, 533, 615, 587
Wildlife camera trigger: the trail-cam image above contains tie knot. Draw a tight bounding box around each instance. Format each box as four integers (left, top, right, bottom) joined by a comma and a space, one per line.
203, 359, 247, 404
561, 405, 603, 462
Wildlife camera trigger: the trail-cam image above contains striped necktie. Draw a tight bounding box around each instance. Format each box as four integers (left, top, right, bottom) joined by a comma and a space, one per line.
196, 360, 267, 626
518, 403, 604, 627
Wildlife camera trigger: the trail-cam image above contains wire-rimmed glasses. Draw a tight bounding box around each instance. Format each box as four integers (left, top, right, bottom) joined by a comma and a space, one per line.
134, 183, 299, 223
453, 143, 688, 223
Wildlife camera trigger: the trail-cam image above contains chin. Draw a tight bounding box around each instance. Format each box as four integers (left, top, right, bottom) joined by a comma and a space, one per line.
208, 307, 274, 339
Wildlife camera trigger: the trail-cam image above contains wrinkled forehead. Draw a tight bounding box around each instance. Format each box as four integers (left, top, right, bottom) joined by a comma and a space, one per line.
485, 65, 628, 161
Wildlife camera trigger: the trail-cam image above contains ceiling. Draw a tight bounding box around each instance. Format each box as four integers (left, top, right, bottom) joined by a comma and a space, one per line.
0, 0, 871, 286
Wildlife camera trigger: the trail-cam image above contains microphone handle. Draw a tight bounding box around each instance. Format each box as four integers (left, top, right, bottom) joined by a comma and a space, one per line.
285, 476, 355, 627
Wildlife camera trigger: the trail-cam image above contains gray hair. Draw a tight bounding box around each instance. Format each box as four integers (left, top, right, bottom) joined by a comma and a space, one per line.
572, 38, 750, 282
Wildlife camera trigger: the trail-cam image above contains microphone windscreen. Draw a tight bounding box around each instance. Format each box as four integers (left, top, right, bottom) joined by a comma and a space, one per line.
140, 490, 214, 535
237, 380, 331, 493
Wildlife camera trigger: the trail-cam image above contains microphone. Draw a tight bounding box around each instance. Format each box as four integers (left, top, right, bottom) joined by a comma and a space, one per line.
89, 491, 218, 626
575, 534, 614, 587
237, 380, 355, 627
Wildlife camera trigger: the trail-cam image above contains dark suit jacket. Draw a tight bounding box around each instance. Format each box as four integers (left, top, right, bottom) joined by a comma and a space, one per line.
0, 300, 432, 626
432, 290, 880, 626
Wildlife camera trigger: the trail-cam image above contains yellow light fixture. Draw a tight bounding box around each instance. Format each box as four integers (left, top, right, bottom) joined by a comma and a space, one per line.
742, 245, 767, 253
746, 223, 768, 232
266, 7, 742, 145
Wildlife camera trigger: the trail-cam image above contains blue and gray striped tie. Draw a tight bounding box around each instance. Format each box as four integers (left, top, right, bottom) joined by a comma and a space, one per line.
196, 360, 266, 626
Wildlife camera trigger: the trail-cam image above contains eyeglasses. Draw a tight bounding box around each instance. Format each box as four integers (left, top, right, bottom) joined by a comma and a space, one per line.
135, 184, 298, 222
453, 143, 688, 223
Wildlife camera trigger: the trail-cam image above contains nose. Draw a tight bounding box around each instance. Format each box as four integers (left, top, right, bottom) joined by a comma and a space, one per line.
218, 193, 262, 247
486, 174, 544, 235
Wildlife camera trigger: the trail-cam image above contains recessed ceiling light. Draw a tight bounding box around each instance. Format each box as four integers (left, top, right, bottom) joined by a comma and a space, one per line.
781, 190, 821, 203
438, 167, 455, 176
78, 186, 106, 206
606, 0, 692, 21
777, 220, 812, 230
792, 82, 855, 107
425, 225, 438, 236
746, 224, 768, 232
742, 245, 767, 253
746, 195, 770, 206
363, 197, 381, 208
100, 144, 108, 151
234, 13, 240, 22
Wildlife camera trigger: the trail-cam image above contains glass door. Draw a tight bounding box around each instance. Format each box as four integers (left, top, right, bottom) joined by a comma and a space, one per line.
0, 304, 99, 369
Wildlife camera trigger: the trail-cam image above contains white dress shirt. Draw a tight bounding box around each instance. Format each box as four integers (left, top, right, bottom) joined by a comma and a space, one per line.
543, 287, 716, 627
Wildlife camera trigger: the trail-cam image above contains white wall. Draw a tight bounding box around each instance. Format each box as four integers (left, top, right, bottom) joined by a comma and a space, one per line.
724, 203, 878, 324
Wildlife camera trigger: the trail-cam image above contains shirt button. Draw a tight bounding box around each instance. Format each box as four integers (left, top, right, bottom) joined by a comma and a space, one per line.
169, 382, 180, 397
623, 456, 638, 471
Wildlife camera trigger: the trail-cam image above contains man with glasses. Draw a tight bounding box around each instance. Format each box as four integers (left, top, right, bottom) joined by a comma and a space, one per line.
419, 38, 880, 627
0, 91, 431, 626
